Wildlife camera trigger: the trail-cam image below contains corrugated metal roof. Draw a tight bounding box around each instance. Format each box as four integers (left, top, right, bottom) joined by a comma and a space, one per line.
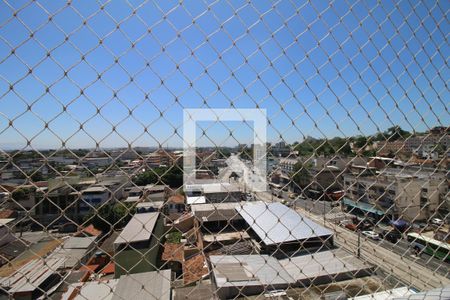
114, 212, 159, 245
210, 255, 293, 288
111, 270, 171, 300
0, 257, 66, 293
47, 248, 90, 269
63, 236, 96, 249
236, 202, 332, 245
280, 249, 372, 281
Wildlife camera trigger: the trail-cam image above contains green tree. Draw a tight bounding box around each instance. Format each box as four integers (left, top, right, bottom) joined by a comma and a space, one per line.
292, 162, 312, 188
134, 166, 183, 187
384, 126, 411, 141
85, 203, 135, 232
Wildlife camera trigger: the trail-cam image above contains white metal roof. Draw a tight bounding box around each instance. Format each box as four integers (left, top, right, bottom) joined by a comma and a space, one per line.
82, 186, 108, 193
280, 249, 371, 281
123, 195, 141, 203
114, 212, 159, 245
186, 196, 206, 205
112, 270, 171, 300
236, 202, 333, 245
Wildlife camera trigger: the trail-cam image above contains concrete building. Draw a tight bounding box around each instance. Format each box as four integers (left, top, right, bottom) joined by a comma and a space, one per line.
145, 149, 181, 167
236, 202, 333, 257
343, 168, 447, 221
80, 179, 126, 213
185, 182, 243, 203
113, 212, 165, 277
278, 157, 299, 174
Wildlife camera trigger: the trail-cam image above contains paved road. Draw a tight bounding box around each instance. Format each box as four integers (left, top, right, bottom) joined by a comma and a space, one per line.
219, 155, 265, 191
296, 201, 450, 290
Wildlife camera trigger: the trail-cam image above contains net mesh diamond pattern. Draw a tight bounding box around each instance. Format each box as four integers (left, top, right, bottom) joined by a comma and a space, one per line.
0, 1, 448, 299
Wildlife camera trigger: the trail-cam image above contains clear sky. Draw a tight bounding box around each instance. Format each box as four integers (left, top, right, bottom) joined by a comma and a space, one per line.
0, 0, 448, 149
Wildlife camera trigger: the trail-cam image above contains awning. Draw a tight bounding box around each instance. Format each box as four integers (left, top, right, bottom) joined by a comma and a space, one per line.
342, 198, 385, 216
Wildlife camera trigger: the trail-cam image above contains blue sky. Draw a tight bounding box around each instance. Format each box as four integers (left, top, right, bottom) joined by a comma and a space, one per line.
0, 0, 448, 149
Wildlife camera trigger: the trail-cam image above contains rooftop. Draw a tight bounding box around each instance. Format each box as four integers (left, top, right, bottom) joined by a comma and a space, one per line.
173, 281, 218, 300
0, 257, 66, 294
209, 254, 293, 288
123, 195, 141, 203
46, 247, 91, 269
185, 182, 241, 194
191, 202, 244, 222
62, 236, 96, 249
114, 212, 159, 245
186, 196, 206, 205
279, 249, 373, 283
112, 270, 172, 300
76, 224, 102, 237
82, 186, 109, 193
236, 202, 333, 246
161, 242, 184, 262
68, 279, 119, 300
168, 194, 185, 204
183, 254, 209, 285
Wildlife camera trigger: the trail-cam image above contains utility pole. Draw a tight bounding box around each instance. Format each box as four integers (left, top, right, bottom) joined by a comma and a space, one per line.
357, 230, 361, 258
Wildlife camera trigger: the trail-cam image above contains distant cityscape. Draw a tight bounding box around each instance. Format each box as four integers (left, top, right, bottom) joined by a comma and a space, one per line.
0, 124, 447, 298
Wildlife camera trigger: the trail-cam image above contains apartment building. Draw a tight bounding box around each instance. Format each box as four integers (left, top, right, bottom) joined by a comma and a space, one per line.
144, 149, 181, 167
343, 168, 447, 222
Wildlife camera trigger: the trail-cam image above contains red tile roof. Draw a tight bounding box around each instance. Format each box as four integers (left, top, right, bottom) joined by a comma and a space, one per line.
0, 209, 16, 219
101, 262, 115, 275
77, 224, 102, 237
168, 194, 185, 204
162, 242, 184, 262
183, 254, 209, 285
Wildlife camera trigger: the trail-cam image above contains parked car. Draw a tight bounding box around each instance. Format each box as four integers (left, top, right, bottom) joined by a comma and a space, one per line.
381, 230, 401, 243
362, 231, 380, 240
339, 221, 358, 231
